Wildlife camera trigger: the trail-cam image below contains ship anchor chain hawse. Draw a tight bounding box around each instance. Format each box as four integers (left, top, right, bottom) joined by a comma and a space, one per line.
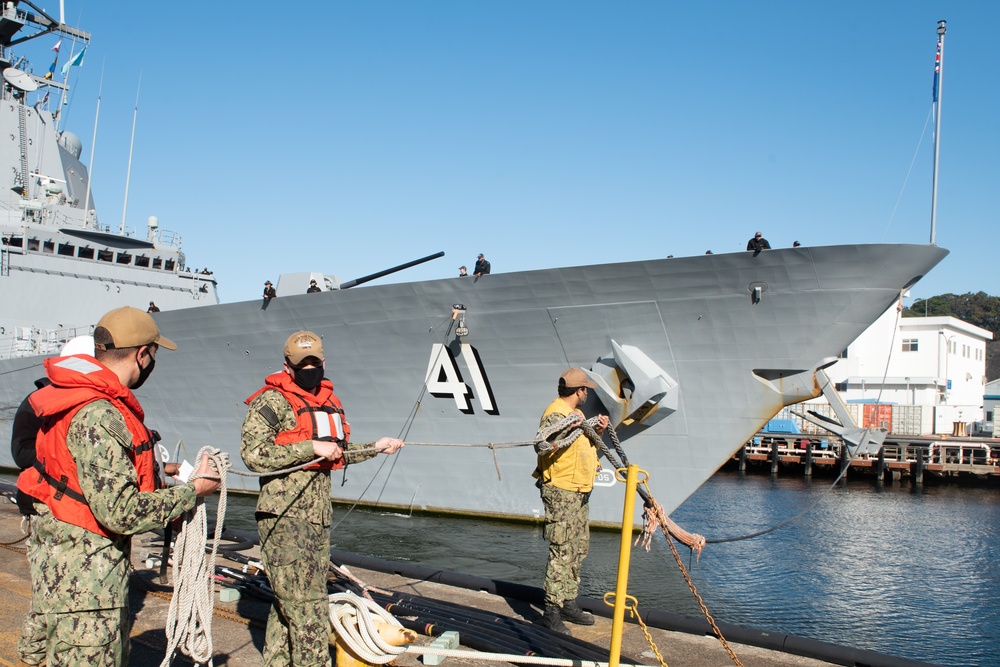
0, 1, 950, 532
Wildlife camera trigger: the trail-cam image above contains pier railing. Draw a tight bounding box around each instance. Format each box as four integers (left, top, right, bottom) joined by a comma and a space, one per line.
737, 433, 1000, 483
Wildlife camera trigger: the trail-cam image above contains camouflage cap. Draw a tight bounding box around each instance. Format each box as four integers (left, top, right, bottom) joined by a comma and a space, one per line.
284, 330, 324, 365
94, 306, 177, 350
559, 368, 596, 390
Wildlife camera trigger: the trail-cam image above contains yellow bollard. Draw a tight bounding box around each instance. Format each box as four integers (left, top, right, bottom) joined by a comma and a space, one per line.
605, 464, 644, 667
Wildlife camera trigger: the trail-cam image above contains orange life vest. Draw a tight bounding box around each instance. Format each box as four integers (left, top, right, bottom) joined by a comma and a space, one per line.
17, 355, 159, 537
244, 372, 351, 471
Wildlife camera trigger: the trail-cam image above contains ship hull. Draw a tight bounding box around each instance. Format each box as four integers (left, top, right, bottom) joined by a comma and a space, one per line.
0, 244, 947, 525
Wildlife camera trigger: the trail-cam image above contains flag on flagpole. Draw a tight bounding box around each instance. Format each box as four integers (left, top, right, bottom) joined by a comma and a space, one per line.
932, 36, 942, 103
51, 39, 62, 53
60, 46, 86, 77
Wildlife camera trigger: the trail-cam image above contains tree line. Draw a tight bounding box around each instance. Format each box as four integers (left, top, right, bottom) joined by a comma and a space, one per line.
903, 292, 1000, 381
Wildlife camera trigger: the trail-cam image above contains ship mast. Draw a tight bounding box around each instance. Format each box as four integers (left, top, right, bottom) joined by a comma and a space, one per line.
121, 75, 141, 234
929, 20, 946, 245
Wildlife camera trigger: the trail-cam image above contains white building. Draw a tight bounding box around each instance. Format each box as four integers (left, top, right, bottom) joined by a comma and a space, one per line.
817, 304, 992, 434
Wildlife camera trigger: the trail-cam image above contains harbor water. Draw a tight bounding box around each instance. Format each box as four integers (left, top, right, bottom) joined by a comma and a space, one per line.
221, 470, 998, 667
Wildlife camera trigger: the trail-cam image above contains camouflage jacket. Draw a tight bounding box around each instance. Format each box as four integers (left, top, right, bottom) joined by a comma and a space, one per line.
34, 400, 198, 613
241, 388, 377, 526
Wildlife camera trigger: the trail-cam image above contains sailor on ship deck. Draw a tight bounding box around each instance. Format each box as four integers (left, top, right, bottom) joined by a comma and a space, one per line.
747, 231, 771, 256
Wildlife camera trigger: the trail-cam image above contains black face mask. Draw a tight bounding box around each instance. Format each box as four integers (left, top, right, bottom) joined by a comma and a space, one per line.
132, 355, 155, 390
293, 365, 324, 391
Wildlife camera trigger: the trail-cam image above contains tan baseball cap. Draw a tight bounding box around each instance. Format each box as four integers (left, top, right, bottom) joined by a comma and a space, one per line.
559, 368, 596, 390
284, 331, 324, 365
94, 306, 177, 351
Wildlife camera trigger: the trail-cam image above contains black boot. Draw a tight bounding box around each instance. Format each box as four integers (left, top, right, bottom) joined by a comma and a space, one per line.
539, 605, 570, 634
560, 600, 595, 626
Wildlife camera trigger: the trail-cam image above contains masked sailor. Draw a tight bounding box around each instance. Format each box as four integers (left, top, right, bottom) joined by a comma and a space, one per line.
16, 307, 220, 667
241, 330, 403, 667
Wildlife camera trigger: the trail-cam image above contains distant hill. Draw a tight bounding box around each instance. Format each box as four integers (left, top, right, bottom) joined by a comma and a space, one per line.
903, 292, 1000, 381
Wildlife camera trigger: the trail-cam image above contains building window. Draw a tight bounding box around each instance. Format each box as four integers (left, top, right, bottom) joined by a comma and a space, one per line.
152, 257, 163, 269
135, 255, 150, 268
835, 381, 848, 392
116, 252, 132, 265
97, 249, 113, 262
42, 240, 54, 253
57, 243, 75, 256
77, 246, 94, 259
902, 339, 918, 352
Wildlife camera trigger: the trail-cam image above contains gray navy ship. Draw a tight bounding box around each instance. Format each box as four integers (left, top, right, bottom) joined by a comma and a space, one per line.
0, 5, 949, 526
0, 2, 218, 362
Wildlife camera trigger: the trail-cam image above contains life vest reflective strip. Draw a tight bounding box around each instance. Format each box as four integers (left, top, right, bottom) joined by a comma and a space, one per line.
245, 374, 351, 472
17, 388, 158, 537
292, 403, 346, 442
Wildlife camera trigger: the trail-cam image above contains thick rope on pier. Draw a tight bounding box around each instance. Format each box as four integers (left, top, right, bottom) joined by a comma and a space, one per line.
328, 591, 412, 665
328, 590, 650, 667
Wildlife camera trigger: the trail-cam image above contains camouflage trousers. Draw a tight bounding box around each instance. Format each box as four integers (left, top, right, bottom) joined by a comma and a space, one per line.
18, 507, 131, 667
540, 484, 591, 607
258, 513, 333, 667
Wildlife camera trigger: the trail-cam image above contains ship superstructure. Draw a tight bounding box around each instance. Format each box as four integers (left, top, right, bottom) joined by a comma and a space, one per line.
0, 2, 218, 359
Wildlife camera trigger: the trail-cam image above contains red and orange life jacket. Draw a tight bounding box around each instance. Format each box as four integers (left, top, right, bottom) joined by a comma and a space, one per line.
245, 372, 351, 471
17, 355, 159, 537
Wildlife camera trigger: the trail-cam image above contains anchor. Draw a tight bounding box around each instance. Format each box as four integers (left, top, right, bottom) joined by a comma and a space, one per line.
582, 340, 678, 431
792, 366, 887, 456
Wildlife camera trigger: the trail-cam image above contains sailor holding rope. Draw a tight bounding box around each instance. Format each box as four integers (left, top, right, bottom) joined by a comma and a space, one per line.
15, 307, 221, 667
533, 368, 609, 634
241, 331, 403, 667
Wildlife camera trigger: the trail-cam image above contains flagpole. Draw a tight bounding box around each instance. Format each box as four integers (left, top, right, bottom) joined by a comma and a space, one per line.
121, 73, 141, 235
929, 20, 946, 246
83, 64, 103, 230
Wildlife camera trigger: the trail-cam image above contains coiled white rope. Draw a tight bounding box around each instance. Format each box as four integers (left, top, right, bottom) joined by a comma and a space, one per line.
159, 446, 230, 667
327, 591, 650, 667
328, 591, 409, 664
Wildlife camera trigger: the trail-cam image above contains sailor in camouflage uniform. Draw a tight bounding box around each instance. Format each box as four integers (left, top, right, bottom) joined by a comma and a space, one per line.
15, 307, 221, 667
241, 331, 403, 667
533, 368, 609, 634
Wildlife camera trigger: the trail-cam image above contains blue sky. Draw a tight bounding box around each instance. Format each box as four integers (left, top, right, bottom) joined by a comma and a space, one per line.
25, 1, 999, 303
